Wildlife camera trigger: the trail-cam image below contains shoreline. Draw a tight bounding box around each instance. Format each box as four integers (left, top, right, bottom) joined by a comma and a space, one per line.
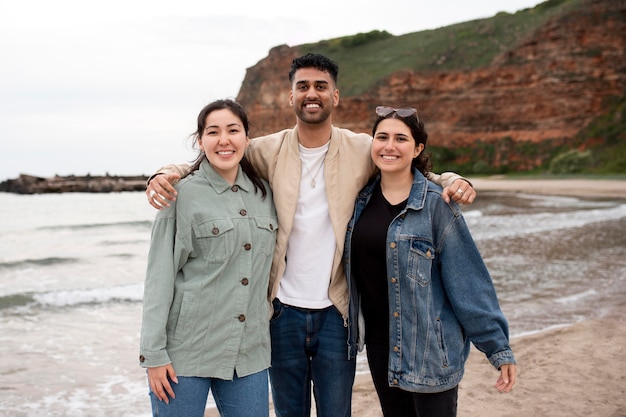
468, 176, 626, 199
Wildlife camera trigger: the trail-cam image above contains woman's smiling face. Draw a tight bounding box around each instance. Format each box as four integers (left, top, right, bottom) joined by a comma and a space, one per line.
198, 108, 250, 183
371, 117, 423, 175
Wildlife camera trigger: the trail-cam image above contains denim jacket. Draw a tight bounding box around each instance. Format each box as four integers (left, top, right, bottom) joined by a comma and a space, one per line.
344, 169, 515, 393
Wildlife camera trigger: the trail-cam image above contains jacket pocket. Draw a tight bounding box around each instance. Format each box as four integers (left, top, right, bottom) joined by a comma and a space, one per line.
253, 215, 278, 256
406, 239, 435, 286
168, 291, 197, 342
436, 318, 450, 368
192, 219, 235, 263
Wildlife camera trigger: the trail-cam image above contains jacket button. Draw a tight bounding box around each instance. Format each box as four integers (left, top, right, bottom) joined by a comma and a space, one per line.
212, 228, 219, 235
139, 355, 145, 363
244, 243, 251, 250
389, 242, 396, 249
390, 277, 397, 283
393, 346, 400, 352
270, 224, 274, 230
240, 209, 247, 216
238, 314, 246, 322
241, 278, 249, 285
392, 379, 399, 385
231, 185, 239, 192
393, 311, 399, 318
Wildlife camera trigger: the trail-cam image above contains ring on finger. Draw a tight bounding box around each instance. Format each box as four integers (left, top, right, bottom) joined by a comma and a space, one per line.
456, 189, 464, 195
149, 190, 156, 198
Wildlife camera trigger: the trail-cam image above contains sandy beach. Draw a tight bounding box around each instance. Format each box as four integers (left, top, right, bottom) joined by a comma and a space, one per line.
468, 176, 626, 199
207, 318, 626, 417
351, 314, 626, 417
207, 178, 626, 417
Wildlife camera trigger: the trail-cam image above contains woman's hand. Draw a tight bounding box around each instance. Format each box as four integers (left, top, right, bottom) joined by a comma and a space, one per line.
147, 364, 178, 403
495, 363, 516, 393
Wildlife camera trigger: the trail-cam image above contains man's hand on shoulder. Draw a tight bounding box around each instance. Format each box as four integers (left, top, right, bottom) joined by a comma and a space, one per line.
146, 173, 180, 209
442, 179, 476, 205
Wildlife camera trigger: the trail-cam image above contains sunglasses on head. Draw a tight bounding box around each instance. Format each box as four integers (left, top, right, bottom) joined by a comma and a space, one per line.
375, 106, 419, 121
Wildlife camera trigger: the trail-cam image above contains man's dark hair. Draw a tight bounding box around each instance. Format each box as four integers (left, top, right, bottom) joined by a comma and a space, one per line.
288, 53, 339, 84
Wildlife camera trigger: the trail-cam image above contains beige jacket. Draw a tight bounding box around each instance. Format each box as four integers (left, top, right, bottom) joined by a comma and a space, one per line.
155, 126, 463, 318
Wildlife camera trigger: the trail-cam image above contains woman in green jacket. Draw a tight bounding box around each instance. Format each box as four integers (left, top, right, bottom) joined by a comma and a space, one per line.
139, 99, 277, 417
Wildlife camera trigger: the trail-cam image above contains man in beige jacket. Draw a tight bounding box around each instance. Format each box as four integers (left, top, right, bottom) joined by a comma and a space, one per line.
146, 53, 475, 417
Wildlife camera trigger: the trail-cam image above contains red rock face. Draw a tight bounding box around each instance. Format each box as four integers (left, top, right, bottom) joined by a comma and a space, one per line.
237, 0, 625, 170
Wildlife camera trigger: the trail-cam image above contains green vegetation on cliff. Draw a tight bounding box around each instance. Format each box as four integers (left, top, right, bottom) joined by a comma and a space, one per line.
429, 92, 626, 175
570, 94, 626, 174
301, 0, 582, 96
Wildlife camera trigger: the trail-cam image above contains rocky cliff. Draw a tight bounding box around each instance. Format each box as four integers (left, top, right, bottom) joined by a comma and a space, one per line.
236, 0, 625, 172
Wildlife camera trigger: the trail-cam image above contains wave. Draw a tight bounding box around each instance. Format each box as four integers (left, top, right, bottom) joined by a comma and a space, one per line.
0, 284, 144, 312
510, 322, 576, 339
38, 220, 152, 231
468, 203, 626, 241
105, 253, 138, 259
0, 257, 80, 269
100, 239, 148, 246
462, 209, 483, 218
0, 293, 35, 309
555, 289, 598, 304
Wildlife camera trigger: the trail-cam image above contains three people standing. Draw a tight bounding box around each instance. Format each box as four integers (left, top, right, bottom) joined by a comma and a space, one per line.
142, 54, 499, 417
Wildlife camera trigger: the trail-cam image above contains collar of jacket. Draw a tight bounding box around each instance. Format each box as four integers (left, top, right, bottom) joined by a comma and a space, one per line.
198, 158, 252, 194
358, 168, 429, 211
287, 125, 343, 161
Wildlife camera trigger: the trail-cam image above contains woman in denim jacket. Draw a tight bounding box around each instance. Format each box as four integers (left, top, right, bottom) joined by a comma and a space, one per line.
344, 106, 516, 417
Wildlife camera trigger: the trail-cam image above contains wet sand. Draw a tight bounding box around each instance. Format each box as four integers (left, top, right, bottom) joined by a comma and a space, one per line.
352, 313, 626, 417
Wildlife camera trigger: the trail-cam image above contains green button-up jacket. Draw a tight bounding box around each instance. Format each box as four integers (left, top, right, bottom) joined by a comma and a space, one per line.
140, 159, 277, 379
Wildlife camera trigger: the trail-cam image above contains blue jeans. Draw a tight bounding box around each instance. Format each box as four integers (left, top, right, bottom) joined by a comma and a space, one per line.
148, 370, 269, 417
269, 299, 356, 417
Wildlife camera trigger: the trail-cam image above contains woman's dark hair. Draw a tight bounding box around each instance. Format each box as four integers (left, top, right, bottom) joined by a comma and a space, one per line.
372, 109, 432, 176
187, 99, 267, 198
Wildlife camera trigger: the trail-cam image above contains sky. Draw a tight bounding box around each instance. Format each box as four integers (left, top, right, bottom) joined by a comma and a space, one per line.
0, 0, 542, 181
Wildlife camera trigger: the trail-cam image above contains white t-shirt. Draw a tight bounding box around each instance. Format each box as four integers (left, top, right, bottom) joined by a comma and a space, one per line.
276, 142, 335, 309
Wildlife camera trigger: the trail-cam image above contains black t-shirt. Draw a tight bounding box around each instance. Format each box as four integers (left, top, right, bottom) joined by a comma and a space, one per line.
351, 183, 406, 344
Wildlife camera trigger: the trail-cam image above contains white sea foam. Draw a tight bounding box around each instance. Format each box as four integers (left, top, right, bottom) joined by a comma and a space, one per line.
510, 322, 576, 339
32, 284, 144, 308
467, 203, 626, 241
555, 289, 598, 304
461, 209, 483, 218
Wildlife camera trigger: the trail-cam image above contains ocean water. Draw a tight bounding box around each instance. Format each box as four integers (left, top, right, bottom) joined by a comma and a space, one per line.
1, 190, 625, 416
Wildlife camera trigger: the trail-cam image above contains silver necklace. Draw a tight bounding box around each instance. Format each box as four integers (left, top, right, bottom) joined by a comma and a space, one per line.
302, 158, 324, 188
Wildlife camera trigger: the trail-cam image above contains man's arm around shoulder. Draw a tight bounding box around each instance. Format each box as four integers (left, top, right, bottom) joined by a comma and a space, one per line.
427, 171, 476, 205
146, 163, 192, 209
